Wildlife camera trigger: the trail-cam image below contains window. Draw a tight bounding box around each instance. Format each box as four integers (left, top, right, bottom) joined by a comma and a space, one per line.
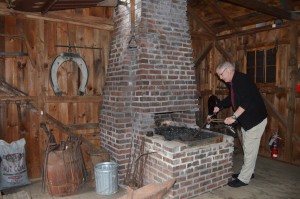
246, 48, 276, 83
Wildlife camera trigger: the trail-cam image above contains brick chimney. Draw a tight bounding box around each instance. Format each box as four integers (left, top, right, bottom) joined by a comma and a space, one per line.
99, 0, 199, 182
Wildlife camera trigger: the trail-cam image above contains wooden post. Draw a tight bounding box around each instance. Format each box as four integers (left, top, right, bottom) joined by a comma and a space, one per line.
287, 24, 298, 161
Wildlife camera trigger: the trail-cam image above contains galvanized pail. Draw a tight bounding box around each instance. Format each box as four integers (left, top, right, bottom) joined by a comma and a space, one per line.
95, 162, 118, 195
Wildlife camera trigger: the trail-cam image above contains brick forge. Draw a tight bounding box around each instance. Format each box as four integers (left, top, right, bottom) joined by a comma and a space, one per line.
144, 130, 234, 199
99, 0, 234, 197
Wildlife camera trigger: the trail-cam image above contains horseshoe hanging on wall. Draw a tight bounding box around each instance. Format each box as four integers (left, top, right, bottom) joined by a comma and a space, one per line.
50, 52, 89, 96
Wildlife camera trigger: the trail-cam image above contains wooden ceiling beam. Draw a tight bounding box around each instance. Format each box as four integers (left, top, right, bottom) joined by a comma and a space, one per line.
187, 6, 216, 37
9, 0, 114, 12
0, 3, 114, 31
206, 0, 239, 32
220, 0, 298, 20
216, 22, 290, 40
41, 0, 59, 14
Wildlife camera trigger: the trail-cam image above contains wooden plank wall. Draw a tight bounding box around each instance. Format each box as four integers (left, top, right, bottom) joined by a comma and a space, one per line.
192, 24, 300, 166
0, 7, 113, 178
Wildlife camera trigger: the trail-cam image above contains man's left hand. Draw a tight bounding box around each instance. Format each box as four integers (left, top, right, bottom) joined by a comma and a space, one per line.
224, 116, 236, 125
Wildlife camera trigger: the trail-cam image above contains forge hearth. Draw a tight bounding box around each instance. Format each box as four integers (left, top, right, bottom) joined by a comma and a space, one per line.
154, 126, 223, 144
144, 132, 234, 199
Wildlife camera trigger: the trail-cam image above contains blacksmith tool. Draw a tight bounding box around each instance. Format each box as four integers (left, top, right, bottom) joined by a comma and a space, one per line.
224, 124, 244, 154
192, 112, 219, 138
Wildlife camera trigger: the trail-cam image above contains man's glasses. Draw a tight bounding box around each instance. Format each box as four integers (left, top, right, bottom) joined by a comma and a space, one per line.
218, 67, 227, 77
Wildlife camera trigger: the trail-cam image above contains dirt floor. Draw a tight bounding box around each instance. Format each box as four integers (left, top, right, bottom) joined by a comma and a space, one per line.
1, 150, 300, 199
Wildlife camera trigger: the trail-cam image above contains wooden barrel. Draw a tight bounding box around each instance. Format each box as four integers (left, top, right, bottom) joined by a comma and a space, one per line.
46, 147, 84, 196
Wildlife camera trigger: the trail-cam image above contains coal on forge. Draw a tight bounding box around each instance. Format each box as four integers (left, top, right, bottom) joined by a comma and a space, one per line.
154, 126, 218, 142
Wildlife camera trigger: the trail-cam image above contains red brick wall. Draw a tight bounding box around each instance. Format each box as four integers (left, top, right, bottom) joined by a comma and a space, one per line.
100, 0, 199, 182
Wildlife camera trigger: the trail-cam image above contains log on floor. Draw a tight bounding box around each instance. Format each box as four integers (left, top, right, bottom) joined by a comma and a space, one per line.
118, 178, 176, 199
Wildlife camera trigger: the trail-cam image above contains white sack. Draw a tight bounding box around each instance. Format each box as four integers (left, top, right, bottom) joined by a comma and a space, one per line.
0, 138, 30, 190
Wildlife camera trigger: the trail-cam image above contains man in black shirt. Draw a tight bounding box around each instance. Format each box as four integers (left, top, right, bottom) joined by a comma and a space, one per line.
213, 61, 268, 188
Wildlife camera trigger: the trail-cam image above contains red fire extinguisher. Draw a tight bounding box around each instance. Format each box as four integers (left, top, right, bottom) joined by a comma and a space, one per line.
268, 134, 281, 160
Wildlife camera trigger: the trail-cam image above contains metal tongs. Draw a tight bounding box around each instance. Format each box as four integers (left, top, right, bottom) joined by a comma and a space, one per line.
193, 112, 221, 137
202, 114, 244, 154
206, 112, 224, 124
206, 112, 238, 133
207, 118, 224, 123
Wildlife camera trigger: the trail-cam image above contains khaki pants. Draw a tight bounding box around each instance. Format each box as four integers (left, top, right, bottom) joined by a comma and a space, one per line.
238, 118, 268, 184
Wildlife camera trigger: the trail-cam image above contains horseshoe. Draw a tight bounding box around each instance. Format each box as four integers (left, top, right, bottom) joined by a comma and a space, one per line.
50, 52, 89, 96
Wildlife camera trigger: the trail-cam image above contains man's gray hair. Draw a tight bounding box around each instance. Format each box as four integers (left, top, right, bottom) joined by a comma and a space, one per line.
216, 61, 235, 72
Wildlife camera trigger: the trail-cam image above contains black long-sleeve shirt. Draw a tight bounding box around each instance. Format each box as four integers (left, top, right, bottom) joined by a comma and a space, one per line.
217, 71, 268, 130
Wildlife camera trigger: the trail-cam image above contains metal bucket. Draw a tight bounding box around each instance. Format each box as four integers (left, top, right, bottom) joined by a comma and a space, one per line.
95, 162, 118, 195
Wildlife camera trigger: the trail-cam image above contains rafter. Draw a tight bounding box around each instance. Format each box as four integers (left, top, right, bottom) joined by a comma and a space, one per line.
187, 6, 216, 36
206, 0, 239, 32
220, 0, 298, 20
216, 22, 290, 40
0, 3, 114, 31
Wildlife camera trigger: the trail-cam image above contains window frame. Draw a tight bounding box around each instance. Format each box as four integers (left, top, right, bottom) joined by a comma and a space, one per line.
246, 47, 277, 85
